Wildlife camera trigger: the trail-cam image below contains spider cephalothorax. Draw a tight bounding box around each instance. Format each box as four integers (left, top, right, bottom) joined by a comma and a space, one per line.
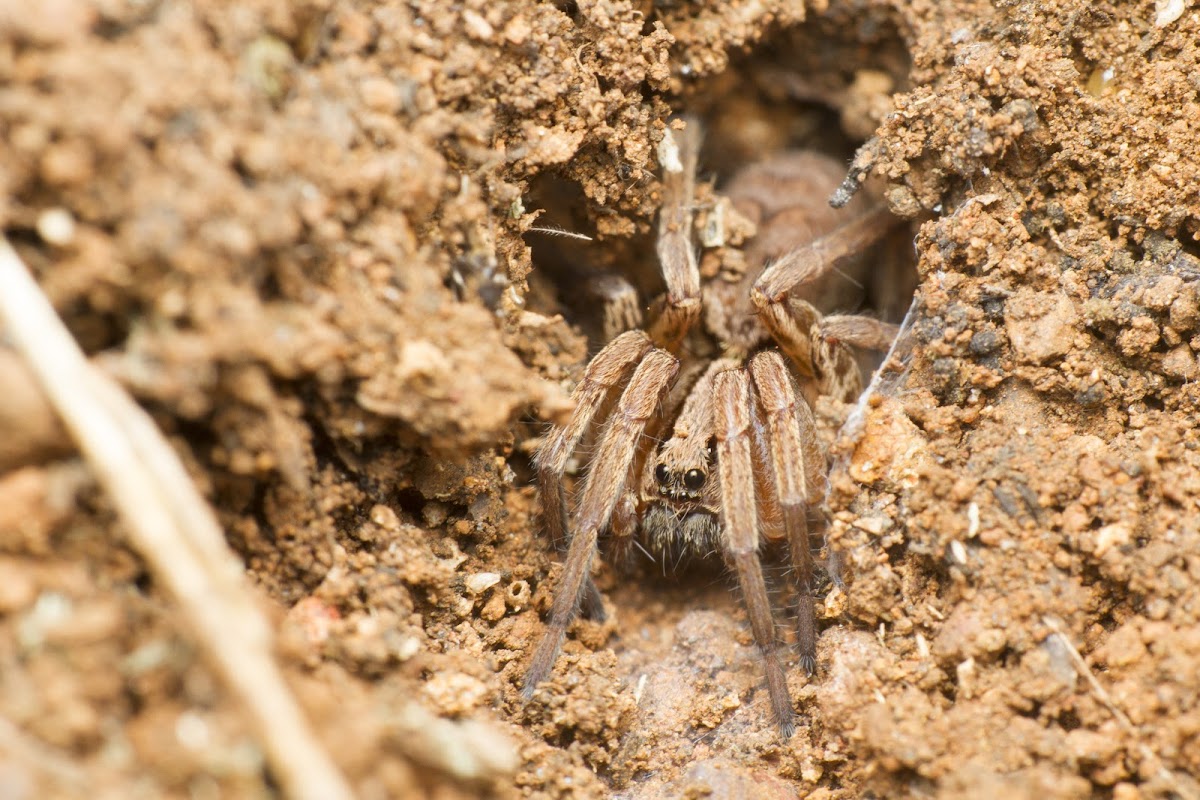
642, 432, 722, 566
523, 121, 900, 736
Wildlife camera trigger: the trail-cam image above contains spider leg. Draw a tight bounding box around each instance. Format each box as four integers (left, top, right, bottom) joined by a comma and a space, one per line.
752, 205, 895, 304
586, 272, 644, 342
607, 417, 663, 566
750, 205, 897, 398
714, 368, 796, 737
534, 330, 655, 620
749, 351, 823, 674
648, 123, 703, 350
761, 293, 864, 402
524, 349, 679, 697
820, 314, 901, 352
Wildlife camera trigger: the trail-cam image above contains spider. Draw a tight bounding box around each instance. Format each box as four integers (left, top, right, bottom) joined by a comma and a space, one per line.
522, 120, 902, 736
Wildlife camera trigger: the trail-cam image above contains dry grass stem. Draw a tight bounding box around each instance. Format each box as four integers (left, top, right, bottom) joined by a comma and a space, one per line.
1044, 617, 1199, 800
0, 238, 354, 800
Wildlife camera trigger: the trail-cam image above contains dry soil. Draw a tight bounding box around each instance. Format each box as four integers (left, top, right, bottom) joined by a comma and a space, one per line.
2, 1, 1200, 799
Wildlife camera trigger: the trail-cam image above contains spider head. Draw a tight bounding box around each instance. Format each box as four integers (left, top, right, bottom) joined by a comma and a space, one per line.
652, 439, 716, 502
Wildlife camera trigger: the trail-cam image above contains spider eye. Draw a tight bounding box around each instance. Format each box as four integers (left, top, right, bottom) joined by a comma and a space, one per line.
683, 469, 705, 491
654, 464, 670, 485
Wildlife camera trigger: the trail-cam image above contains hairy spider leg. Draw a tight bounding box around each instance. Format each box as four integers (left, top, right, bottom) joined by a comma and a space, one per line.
533, 330, 655, 620
714, 369, 796, 737
524, 349, 679, 697
820, 314, 902, 352
749, 350, 826, 674
648, 124, 703, 351
751, 204, 898, 399
587, 272, 644, 342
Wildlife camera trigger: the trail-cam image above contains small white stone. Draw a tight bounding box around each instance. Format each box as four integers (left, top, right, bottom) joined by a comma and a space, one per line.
966, 502, 980, 538
18, 592, 72, 649
950, 539, 968, 565
395, 339, 450, 380
175, 711, 210, 751
1155, 0, 1185, 27
36, 208, 76, 246
464, 572, 501, 595
462, 9, 494, 40
395, 637, 420, 661
1094, 523, 1131, 557
852, 515, 887, 535
956, 657, 976, 698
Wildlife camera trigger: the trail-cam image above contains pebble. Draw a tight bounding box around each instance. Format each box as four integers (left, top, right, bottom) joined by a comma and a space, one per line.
464, 572, 501, 595
36, 208, 76, 246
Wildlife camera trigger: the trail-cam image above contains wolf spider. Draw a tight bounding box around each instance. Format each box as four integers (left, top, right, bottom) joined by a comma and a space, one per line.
523, 121, 900, 736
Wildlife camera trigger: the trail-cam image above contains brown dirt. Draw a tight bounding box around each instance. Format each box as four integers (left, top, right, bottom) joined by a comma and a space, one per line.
2, 0, 1200, 798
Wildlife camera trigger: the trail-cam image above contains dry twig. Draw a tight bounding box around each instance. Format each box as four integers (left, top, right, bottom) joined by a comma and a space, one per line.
1044, 616, 1199, 800
0, 238, 354, 800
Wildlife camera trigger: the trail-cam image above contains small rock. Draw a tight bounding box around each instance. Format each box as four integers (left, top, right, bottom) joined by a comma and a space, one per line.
422, 672, 490, 717
462, 9, 494, 40
1097, 624, 1146, 668
956, 657, 976, 698
1065, 727, 1120, 762
36, 208, 76, 246
1161, 345, 1198, 380
479, 592, 507, 621
1004, 289, 1077, 365
359, 77, 400, 113
285, 597, 340, 647
464, 572, 501, 595
851, 515, 888, 535
1093, 522, 1131, 557
1141, 275, 1182, 310
1154, 0, 1185, 27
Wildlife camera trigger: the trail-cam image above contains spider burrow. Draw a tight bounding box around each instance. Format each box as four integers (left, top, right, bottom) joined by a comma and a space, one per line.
523, 120, 903, 737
